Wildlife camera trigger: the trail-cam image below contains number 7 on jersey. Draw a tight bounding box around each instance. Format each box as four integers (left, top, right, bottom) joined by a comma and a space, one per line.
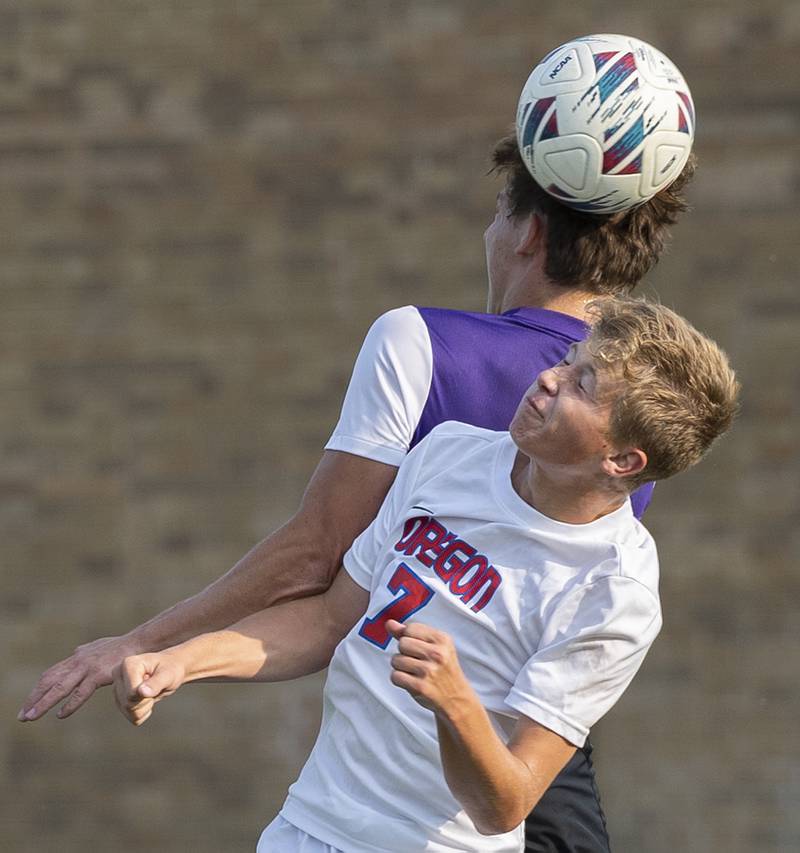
358, 563, 434, 649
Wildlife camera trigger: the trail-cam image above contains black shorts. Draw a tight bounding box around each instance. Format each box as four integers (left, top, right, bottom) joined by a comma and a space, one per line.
524, 739, 611, 853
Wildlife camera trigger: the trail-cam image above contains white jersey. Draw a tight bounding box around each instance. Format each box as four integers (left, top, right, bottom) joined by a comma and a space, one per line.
280, 423, 662, 853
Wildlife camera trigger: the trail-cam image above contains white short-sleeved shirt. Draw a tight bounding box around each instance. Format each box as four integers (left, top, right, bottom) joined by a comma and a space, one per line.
281, 422, 662, 853
325, 306, 434, 466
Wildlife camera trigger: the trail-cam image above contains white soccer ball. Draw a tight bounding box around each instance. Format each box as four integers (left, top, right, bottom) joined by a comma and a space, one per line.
516, 34, 695, 214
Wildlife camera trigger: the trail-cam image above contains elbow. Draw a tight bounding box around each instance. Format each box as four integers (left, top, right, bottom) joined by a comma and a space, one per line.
472, 805, 529, 837
470, 786, 545, 836
474, 816, 523, 837
456, 772, 544, 836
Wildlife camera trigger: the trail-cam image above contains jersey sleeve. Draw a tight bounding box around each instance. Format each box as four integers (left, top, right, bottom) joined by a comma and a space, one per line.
505, 575, 662, 747
342, 432, 434, 591
325, 306, 433, 467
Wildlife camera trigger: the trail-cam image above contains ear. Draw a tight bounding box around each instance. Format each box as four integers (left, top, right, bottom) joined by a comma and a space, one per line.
603, 448, 648, 480
514, 211, 545, 256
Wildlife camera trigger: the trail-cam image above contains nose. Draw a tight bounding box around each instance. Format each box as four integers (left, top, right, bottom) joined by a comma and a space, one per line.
537, 367, 558, 395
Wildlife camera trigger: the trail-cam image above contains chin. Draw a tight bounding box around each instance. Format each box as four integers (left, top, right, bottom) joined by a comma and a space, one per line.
508, 419, 532, 450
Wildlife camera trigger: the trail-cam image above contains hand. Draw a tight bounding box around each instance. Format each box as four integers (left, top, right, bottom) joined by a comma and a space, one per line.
18, 635, 143, 722
386, 620, 473, 716
112, 652, 186, 726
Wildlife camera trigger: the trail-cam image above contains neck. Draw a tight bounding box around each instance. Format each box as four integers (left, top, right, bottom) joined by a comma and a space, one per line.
510, 451, 627, 524
491, 275, 600, 322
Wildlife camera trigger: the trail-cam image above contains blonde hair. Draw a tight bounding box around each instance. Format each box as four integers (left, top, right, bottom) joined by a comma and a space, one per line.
587, 298, 740, 487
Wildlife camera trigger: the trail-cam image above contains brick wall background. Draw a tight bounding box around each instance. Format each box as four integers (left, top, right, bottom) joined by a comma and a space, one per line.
2, 2, 798, 851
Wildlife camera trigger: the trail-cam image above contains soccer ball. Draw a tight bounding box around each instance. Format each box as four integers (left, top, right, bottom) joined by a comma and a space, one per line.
516, 34, 695, 214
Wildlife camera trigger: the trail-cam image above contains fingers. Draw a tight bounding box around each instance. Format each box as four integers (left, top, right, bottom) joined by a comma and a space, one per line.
396, 635, 438, 661
386, 620, 444, 644
132, 706, 153, 727
387, 621, 451, 665
19, 636, 129, 723
53, 679, 100, 720
390, 628, 454, 680
126, 697, 154, 727
390, 668, 420, 692
136, 662, 179, 699
391, 653, 427, 677
18, 662, 85, 722
386, 620, 466, 716
119, 658, 150, 702
389, 667, 436, 712
115, 688, 154, 726
385, 619, 407, 639
111, 655, 183, 726
112, 659, 153, 726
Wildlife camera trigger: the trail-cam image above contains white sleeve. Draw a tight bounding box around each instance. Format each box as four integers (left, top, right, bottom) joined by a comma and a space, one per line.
325, 306, 433, 467
342, 434, 434, 591
505, 575, 662, 747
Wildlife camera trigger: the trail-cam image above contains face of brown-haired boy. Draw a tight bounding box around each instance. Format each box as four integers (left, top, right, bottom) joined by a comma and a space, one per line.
483, 188, 543, 314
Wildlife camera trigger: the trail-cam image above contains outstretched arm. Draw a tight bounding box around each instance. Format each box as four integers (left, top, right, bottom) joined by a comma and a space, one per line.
114, 567, 370, 726
387, 620, 575, 835
19, 451, 397, 722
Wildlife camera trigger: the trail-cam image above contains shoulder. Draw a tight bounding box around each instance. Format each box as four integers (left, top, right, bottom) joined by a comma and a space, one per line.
414, 421, 506, 472
425, 420, 504, 445
543, 515, 660, 615
374, 305, 508, 352
612, 521, 660, 598
358, 306, 433, 379
546, 547, 662, 639
365, 305, 428, 344
414, 305, 497, 335
579, 530, 660, 627
416, 305, 588, 338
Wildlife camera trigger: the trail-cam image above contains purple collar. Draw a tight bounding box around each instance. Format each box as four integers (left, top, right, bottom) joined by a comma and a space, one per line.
501, 306, 589, 339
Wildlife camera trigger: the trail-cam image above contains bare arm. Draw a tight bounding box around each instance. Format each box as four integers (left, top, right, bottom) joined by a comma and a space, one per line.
387, 620, 575, 835
113, 569, 370, 726
19, 451, 397, 721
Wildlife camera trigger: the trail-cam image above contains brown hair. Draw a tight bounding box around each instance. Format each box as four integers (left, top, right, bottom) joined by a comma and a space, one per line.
587, 298, 739, 487
491, 133, 697, 295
